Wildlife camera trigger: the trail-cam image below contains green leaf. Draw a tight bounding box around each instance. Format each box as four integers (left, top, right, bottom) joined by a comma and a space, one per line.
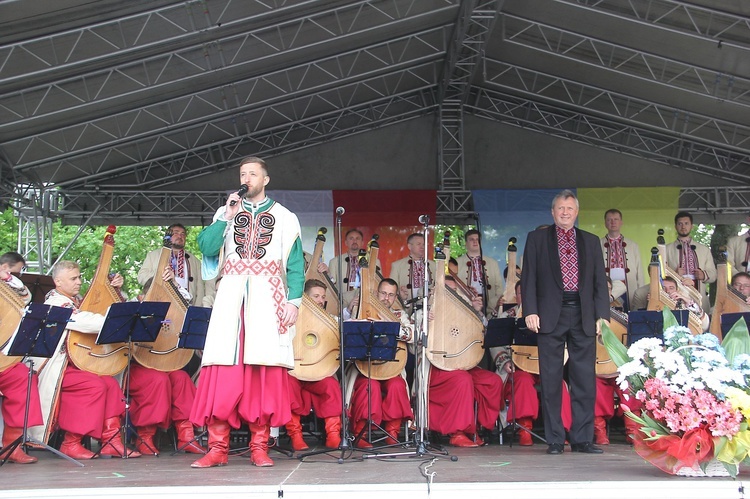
662, 307, 678, 330
721, 317, 750, 365
601, 320, 631, 367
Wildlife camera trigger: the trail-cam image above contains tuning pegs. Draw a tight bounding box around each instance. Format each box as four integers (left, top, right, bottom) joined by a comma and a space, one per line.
657, 228, 664, 236
509, 236, 517, 245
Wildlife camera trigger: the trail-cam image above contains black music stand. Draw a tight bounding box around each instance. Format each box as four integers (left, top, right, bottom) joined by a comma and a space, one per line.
171, 306, 210, 455
17, 273, 55, 304
342, 319, 403, 453
0, 303, 80, 466
486, 318, 547, 446
627, 310, 690, 345
94, 301, 169, 458
720, 313, 750, 339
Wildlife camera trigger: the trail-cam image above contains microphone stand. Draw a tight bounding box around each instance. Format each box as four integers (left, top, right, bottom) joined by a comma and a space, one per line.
298, 208, 360, 463
363, 215, 450, 460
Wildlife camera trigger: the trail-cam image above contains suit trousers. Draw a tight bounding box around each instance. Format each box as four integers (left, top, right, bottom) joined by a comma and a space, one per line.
537, 304, 595, 446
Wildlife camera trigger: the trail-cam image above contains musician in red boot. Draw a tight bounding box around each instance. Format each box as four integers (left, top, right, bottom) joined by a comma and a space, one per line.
347, 278, 414, 449
0, 251, 43, 464
38, 261, 141, 459
190, 156, 305, 468
285, 279, 343, 451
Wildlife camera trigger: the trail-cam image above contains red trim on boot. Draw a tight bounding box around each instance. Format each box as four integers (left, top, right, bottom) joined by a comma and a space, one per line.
384, 419, 401, 446
594, 417, 610, 445
99, 417, 141, 458
136, 425, 159, 456
517, 417, 533, 446
352, 419, 372, 449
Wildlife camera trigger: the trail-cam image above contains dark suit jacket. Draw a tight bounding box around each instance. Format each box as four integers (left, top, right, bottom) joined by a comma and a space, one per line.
521, 225, 610, 336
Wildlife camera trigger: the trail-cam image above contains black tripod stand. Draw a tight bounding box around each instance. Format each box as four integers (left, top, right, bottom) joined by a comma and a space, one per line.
94, 301, 169, 458
0, 303, 80, 466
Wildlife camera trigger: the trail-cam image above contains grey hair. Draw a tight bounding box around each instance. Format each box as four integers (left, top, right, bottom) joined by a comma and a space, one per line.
551, 189, 579, 210
51, 260, 79, 279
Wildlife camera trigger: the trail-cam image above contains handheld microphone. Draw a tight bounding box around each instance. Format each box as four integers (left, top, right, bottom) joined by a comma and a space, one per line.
230, 184, 249, 206
336, 206, 345, 216
418, 214, 430, 225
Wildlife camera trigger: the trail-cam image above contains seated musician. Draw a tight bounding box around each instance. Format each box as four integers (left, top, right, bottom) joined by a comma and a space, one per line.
39, 261, 141, 459
488, 281, 572, 447
348, 278, 413, 449
0, 252, 43, 464
391, 233, 435, 317
127, 278, 206, 456
661, 276, 710, 332
285, 279, 343, 451
431, 276, 503, 447
731, 272, 750, 303
328, 229, 379, 308
594, 279, 642, 445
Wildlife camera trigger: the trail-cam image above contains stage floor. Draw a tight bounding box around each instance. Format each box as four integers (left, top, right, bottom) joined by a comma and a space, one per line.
0, 435, 746, 499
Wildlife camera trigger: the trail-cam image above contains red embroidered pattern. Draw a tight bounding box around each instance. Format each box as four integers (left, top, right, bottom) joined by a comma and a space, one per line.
557, 226, 579, 291
222, 259, 281, 277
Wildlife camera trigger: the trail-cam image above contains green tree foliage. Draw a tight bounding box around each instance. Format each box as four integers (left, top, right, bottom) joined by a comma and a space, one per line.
434, 224, 468, 258
0, 208, 18, 251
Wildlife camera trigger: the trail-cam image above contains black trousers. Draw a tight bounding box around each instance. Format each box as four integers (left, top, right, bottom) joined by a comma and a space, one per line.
537, 304, 595, 445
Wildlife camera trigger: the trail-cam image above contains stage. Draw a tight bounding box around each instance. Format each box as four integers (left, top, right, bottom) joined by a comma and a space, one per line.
0, 436, 745, 499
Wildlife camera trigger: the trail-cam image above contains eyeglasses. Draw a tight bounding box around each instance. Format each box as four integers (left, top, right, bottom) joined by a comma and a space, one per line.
734, 283, 750, 290
378, 291, 397, 299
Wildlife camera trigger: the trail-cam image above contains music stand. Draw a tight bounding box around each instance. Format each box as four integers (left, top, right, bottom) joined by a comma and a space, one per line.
627, 310, 690, 345
485, 318, 546, 446
171, 306, 211, 455
17, 273, 55, 304
0, 303, 81, 466
94, 301, 169, 458
341, 319, 401, 453
720, 312, 750, 339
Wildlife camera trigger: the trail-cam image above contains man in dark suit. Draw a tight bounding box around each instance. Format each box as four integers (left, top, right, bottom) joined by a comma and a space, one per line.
521, 190, 610, 455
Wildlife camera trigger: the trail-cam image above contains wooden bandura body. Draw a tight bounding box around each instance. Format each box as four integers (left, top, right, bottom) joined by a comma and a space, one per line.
290, 294, 340, 381
427, 232, 485, 372
595, 309, 628, 378
67, 226, 129, 376
354, 237, 407, 380
656, 229, 704, 305
500, 237, 519, 305
132, 235, 192, 372
305, 227, 340, 316
711, 263, 750, 338
0, 280, 26, 372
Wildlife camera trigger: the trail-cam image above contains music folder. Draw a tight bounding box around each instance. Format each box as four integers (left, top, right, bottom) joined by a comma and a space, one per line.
485, 317, 516, 348
627, 309, 690, 345
7, 303, 73, 358
96, 301, 170, 345
342, 320, 400, 361
177, 306, 212, 350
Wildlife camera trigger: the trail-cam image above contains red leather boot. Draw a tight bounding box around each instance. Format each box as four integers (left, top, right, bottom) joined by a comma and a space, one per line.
249, 423, 273, 467
594, 416, 610, 445
384, 419, 402, 445
624, 417, 640, 444
324, 417, 341, 449
1, 426, 37, 464
59, 432, 97, 460
285, 413, 309, 451
100, 417, 141, 458
190, 420, 230, 468
175, 420, 207, 454
517, 417, 534, 446
352, 419, 372, 449
135, 425, 159, 456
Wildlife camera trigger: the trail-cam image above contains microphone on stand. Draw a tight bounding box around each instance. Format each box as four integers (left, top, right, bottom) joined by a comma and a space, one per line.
336, 206, 346, 216
418, 214, 430, 225
229, 184, 249, 206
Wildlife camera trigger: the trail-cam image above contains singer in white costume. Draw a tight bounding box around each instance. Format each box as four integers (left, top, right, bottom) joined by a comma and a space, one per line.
189, 157, 305, 469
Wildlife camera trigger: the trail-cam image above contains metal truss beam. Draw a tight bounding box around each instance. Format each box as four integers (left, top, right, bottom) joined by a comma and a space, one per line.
555, 0, 750, 49
52, 87, 436, 202
8, 26, 450, 182
0, 0, 458, 139
480, 60, 750, 182
437, 0, 500, 219
680, 187, 750, 223
0, 0, 327, 90
502, 14, 750, 108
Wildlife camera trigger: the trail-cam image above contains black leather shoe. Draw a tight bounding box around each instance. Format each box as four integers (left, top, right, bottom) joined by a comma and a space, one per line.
546, 443, 564, 455
570, 442, 604, 454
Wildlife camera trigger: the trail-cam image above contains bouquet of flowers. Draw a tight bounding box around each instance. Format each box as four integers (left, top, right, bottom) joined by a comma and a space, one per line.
602, 309, 750, 477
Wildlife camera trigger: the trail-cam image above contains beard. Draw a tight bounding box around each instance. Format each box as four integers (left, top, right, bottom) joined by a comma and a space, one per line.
245, 183, 264, 200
